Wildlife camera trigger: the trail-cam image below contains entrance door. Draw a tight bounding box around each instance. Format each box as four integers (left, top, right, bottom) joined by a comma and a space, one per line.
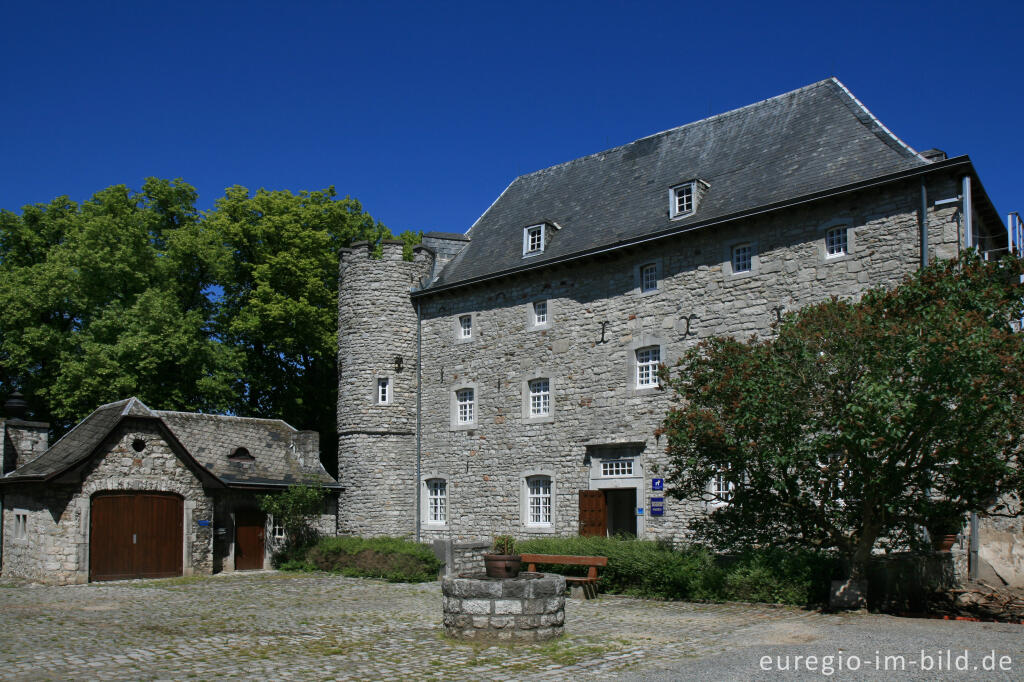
579, 490, 606, 536
235, 510, 265, 570
604, 488, 637, 537
90, 493, 183, 581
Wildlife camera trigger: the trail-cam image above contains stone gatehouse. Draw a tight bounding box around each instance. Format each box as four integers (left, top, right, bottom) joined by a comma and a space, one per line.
0, 395, 338, 584
336, 78, 1021, 584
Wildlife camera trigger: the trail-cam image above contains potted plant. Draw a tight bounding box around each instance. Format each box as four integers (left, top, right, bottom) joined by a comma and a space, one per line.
483, 534, 521, 579
924, 504, 964, 552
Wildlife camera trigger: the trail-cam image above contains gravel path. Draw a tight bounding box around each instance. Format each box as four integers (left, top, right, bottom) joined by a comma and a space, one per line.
0, 572, 1019, 680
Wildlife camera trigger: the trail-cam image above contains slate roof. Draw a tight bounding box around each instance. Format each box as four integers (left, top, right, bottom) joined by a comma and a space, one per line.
424, 78, 931, 291
3, 398, 337, 488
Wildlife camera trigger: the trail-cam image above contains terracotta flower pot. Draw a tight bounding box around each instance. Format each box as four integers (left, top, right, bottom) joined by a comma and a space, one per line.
932, 533, 958, 552
483, 554, 522, 579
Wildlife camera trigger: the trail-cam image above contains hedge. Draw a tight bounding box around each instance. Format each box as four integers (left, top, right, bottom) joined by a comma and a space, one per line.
280, 536, 442, 582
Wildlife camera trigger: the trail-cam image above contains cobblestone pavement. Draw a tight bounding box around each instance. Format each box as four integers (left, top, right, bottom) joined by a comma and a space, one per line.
0, 572, 1020, 680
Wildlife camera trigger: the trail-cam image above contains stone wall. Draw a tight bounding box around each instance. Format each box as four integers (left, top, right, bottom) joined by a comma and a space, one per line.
1, 418, 50, 472
1, 418, 214, 584
337, 171, 991, 546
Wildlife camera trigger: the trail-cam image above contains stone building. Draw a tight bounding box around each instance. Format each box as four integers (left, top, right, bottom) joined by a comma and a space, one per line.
0, 395, 338, 584
336, 77, 1021, 583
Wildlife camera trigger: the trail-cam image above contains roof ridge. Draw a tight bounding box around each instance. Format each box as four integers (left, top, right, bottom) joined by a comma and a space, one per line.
154, 410, 296, 430
510, 78, 838, 183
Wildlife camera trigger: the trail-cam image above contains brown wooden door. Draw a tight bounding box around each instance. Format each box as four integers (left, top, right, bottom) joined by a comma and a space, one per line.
579, 490, 607, 537
234, 510, 265, 570
90, 493, 183, 581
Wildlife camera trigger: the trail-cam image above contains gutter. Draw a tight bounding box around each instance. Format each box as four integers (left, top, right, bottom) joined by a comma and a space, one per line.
415, 298, 422, 543
413, 156, 994, 298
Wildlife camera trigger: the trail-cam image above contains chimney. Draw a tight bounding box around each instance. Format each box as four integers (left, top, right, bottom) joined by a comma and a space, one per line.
2, 392, 50, 473
921, 148, 947, 163
293, 430, 321, 471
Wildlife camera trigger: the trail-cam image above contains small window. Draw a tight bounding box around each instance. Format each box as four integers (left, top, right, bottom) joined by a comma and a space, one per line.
523, 224, 545, 256
640, 263, 658, 292
526, 475, 552, 526
671, 182, 695, 217
635, 346, 660, 388
532, 301, 547, 326
711, 470, 733, 502
601, 460, 633, 476
731, 244, 752, 273
426, 478, 447, 524
14, 512, 28, 540
528, 378, 550, 417
377, 378, 391, 404
825, 227, 848, 257
269, 515, 285, 541
456, 388, 475, 424
228, 447, 254, 463
459, 315, 473, 339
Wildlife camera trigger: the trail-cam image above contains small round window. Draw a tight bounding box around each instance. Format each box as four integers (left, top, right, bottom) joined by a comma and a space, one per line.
131, 438, 146, 452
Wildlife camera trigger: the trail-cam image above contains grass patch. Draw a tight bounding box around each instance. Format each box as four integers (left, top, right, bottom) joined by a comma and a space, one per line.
129, 575, 214, 589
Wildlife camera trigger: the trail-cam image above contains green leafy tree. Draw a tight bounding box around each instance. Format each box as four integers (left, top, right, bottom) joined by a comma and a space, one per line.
258, 483, 328, 550
659, 252, 1024, 583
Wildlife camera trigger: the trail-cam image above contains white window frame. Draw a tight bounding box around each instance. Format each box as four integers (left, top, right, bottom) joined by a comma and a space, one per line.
526, 299, 553, 331
453, 312, 477, 344
825, 226, 848, 258
269, 515, 286, 541
528, 378, 550, 417
640, 263, 658, 292
731, 243, 753, 273
426, 478, 447, 525
450, 383, 478, 430
13, 509, 28, 541
709, 470, 734, 506
377, 377, 391, 405
532, 300, 547, 326
635, 346, 660, 389
525, 475, 553, 527
459, 314, 472, 339
523, 224, 545, 256
669, 182, 696, 219
601, 459, 634, 477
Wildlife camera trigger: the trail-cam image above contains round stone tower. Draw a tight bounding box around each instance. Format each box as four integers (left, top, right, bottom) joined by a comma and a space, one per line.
336, 239, 433, 536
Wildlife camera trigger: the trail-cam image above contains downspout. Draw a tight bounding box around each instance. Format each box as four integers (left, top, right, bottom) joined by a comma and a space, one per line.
920, 179, 929, 268
415, 298, 422, 543
962, 175, 974, 250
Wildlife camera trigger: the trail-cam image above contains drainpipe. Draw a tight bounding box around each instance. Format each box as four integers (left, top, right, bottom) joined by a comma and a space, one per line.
415, 298, 422, 543
962, 176, 974, 250
968, 512, 979, 581
920, 179, 929, 268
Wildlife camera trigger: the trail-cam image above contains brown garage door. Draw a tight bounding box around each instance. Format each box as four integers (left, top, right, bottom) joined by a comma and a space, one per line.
90, 492, 183, 581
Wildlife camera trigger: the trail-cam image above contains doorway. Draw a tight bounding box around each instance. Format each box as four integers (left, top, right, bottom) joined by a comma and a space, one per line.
604, 488, 637, 537
234, 510, 265, 570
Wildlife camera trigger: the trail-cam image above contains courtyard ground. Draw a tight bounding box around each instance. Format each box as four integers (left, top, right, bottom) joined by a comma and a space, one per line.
0, 571, 1020, 680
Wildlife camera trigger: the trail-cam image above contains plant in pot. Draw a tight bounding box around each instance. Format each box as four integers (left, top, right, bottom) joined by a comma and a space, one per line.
923, 503, 964, 552
483, 535, 521, 579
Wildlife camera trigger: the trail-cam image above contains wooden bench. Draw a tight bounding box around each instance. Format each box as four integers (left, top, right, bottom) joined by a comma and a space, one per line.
520, 553, 608, 599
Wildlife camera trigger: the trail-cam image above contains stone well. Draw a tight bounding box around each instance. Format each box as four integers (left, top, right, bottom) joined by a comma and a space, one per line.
441, 572, 566, 641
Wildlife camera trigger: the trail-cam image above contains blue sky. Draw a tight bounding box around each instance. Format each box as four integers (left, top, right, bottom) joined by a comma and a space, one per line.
1, 1, 1020, 236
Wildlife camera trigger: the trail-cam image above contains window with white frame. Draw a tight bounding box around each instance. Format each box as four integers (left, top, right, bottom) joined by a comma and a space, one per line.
711, 470, 733, 502
526, 475, 552, 525
13, 511, 28, 540
640, 263, 658, 292
377, 377, 391, 404
731, 243, 753, 273
602, 459, 634, 476
670, 182, 695, 218
635, 346, 660, 388
523, 224, 545, 255
528, 378, 550, 417
458, 314, 473, 339
270, 515, 285, 541
532, 300, 547, 326
825, 227, 848, 257
426, 478, 447, 524
456, 388, 475, 424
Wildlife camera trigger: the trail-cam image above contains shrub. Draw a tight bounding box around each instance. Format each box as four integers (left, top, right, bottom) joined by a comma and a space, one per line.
299, 536, 442, 582
516, 535, 836, 605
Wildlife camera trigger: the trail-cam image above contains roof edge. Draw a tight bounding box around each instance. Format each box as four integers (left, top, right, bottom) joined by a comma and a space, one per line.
829, 77, 927, 163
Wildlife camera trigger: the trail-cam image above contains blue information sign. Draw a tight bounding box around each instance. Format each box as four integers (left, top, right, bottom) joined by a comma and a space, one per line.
650, 497, 665, 516
652, 478, 664, 491
197, 519, 211, 527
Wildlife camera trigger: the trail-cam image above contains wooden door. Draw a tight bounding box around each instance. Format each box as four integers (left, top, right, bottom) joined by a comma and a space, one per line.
579, 490, 607, 537
90, 493, 183, 581
234, 510, 265, 570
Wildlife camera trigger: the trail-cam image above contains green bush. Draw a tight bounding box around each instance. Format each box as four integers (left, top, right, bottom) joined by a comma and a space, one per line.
516, 536, 836, 605
293, 536, 442, 582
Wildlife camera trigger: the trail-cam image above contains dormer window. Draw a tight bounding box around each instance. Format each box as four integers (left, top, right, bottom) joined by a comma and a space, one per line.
228, 447, 254, 463
669, 180, 707, 219
523, 224, 545, 256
